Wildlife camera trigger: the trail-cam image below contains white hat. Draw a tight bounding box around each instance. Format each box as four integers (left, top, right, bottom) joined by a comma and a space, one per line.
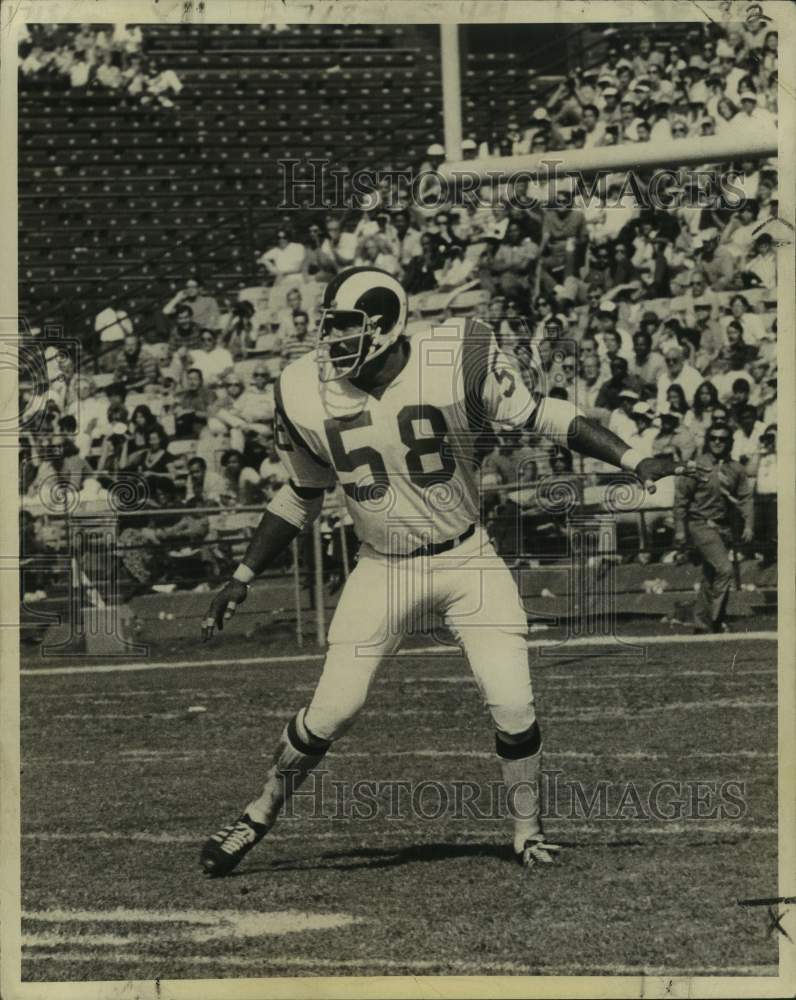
598, 299, 617, 313
461, 138, 477, 151
618, 389, 640, 401
426, 143, 446, 156
740, 91, 760, 104
632, 401, 654, 417
602, 86, 619, 97
532, 107, 550, 121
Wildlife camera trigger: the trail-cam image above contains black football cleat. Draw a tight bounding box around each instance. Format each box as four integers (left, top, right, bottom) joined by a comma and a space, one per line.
515, 833, 561, 869
200, 813, 267, 877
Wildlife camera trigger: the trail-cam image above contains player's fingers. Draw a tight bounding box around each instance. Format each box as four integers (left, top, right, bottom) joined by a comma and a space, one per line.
223, 600, 237, 621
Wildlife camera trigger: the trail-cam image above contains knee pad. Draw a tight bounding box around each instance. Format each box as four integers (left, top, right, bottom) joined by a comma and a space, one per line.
496, 719, 541, 759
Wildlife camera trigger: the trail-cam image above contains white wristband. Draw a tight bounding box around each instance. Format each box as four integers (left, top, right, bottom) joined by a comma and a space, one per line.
620, 448, 645, 473
232, 564, 256, 585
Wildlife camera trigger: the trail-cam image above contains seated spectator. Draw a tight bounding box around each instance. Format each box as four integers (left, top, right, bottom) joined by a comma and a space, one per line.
114, 333, 159, 391
731, 404, 766, 474
726, 375, 751, 420
259, 437, 289, 499
47, 350, 78, 414
142, 59, 183, 109
219, 449, 261, 507
320, 216, 358, 273
693, 301, 725, 371
491, 222, 539, 299
608, 389, 640, 441
695, 227, 736, 290
572, 352, 607, 419
355, 235, 400, 276
96, 423, 131, 486
281, 310, 314, 365
188, 328, 234, 389
237, 366, 276, 427
710, 350, 752, 402
65, 376, 108, 455
389, 211, 423, 271
743, 232, 776, 289
124, 424, 176, 476
164, 278, 220, 332
595, 357, 643, 413
628, 330, 666, 394
722, 293, 767, 347
185, 455, 226, 504
684, 380, 721, 445
259, 228, 306, 299
720, 200, 761, 260
665, 383, 691, 424
651, 411, 697, 462
656, 345, 703, 410
539, 191, 587, 295
27, 435, 92, 501
404, 234, 443, 294
436, 244, 476, 291
209, 373, 273, 453
168, 304, 203, 355
174, 369, 215, 438
626, 402, 658, 457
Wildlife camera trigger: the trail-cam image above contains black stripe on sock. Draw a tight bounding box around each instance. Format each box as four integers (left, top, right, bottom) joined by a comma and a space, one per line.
496, 720, 541, 760
287, 713, 330, 756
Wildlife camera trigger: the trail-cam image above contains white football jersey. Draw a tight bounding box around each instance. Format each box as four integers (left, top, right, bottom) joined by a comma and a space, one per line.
273, 317, 538, 555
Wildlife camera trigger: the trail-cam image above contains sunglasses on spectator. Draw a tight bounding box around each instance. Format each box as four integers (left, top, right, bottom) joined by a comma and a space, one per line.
708, 434, 730, 443
672, 126, 688, 135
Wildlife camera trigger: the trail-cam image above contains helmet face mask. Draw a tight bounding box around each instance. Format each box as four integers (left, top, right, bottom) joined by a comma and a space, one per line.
317, 308, 375, 382
315, 267, 408, 383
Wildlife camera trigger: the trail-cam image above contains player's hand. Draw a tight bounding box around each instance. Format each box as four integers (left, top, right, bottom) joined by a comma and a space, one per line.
636, 455, 710, 494
201, 579, 249, 641
741, 525, 754, 545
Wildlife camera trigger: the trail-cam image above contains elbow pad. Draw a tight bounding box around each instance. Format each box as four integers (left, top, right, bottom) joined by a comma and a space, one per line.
267, 482, 324, 530
531, 396, 584, 441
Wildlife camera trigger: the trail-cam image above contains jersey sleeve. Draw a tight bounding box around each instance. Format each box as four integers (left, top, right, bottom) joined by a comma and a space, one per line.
273, 376, 336, 491
461, 317, 537, 432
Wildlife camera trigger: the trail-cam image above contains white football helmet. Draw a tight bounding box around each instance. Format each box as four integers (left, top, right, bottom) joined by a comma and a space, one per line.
316, 266, 408, 382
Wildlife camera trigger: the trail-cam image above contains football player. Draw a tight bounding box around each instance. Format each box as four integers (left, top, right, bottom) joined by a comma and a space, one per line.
199, 266, 688, 876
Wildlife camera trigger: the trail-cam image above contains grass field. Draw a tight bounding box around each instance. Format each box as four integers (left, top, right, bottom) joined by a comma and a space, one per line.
20, 629, 778, 981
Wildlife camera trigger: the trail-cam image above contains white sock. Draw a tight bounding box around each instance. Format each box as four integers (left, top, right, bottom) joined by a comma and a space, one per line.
498, 748, 543, 854
245, 708, 329, 828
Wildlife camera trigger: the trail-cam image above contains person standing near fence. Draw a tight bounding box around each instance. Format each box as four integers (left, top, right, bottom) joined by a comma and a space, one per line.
673, 421, 754, 634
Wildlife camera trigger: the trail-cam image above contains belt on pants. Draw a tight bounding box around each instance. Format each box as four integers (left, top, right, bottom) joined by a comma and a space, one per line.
400, 523, 477, 559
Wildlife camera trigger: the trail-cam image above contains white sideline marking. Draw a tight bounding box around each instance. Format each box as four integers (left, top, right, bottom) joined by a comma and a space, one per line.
24, 933, 130, 948
21, 630, 777, 676
23, 747, 776, 768
25, 699, 777, 724
22, 823, 777, 845
23, 908, 360, 941
18, 950, 778, 977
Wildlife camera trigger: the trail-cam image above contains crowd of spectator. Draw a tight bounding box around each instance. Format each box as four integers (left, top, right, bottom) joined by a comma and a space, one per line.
19, 19, 780, 594
18, 23, 183, 107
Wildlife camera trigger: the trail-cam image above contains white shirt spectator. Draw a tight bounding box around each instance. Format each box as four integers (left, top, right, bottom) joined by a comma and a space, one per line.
189, 346, 234, 388
70, 59, 91, 87
321, 231, 357, 267
259, 241, 306, 278
732, 421, 765, 467
96, 62, 122, 89
656, 361, 703, 411
113, 23, 144, 53
95, 307, 133, 344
